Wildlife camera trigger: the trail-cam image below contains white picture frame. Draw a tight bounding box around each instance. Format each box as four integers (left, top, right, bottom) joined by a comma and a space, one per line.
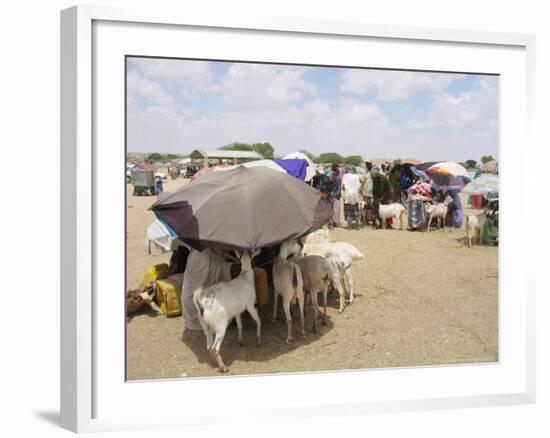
60, 5, 536, 433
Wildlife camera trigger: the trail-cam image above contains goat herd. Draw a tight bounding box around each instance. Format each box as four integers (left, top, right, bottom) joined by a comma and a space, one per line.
193, 228, 363, 373
192, 195, 496, 373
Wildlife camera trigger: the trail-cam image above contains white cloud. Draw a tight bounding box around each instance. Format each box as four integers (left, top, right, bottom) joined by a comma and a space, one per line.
222, 64, 317, 109
130, 58, 215, 94
341, 69, 460, 101
426, 77, 498, 129
127, 94, 397, 157
126, 59, 497, 162
126, 70, 175, 107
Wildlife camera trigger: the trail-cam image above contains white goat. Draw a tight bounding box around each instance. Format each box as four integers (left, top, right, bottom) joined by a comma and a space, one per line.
289, 254, 331, 334
301, 241, 362, 312
304, 226, 331, 244
272, 241, 305, 344
465, 213, 487, 248
193, 250, 261, 373
425, 202, 448, 232
324, 251, 354, 312
378, 203, 406, 230
302, 241, 364, 261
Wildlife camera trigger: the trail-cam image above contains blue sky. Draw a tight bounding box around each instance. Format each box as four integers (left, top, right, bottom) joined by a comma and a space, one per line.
126, 57, 498, 162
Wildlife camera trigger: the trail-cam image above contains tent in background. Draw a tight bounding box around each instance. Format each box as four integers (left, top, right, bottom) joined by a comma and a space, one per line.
283, 152, 316, 182
274, 158, 308, 181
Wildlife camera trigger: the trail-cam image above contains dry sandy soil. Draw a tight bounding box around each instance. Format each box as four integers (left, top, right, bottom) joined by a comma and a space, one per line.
126, 178, 498, 380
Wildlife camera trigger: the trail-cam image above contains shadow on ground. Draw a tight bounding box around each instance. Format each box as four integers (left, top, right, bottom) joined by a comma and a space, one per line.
181, 291, 340, 370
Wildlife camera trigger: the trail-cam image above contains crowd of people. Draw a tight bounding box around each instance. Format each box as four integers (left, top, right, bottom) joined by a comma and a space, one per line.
312, 160, 466, 232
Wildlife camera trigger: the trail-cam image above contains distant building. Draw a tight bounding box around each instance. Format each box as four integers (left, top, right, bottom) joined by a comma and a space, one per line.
185, 148, 263, 167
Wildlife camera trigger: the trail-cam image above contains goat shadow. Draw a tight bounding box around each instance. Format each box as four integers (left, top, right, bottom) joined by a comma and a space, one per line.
181, 289, 340, 369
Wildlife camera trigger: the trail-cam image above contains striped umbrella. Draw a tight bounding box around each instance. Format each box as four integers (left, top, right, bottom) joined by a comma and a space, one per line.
427, 161, 471, 179
413, 161, 471, 191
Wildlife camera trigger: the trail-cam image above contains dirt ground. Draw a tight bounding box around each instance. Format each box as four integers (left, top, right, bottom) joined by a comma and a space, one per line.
126, 178, 498, 380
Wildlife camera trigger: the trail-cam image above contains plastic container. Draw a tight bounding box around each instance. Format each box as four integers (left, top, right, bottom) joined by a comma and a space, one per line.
254, 268, 269, 307
138, 263, 169, 288
155, 279, 182, 317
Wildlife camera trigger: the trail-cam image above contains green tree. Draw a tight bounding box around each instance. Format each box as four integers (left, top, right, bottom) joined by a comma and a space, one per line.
166, 153, 179, 161
464, 159, 477, 169
316, 152, 344, 164
252, 142, 274, 158
344, 155, 363, 166
480, 155, 495, 164
145, 152, 163, 163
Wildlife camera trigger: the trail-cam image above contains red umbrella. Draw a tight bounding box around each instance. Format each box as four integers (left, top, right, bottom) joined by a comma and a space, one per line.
401, 158, 422, 165
191, 164, 232, 181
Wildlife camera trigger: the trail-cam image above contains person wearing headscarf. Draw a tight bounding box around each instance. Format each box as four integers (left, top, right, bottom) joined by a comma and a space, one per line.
361, 161, 375, 225
446, 188, 463, 228
155, 175, 164, 193
342, 167, 361, 229
361, 161, 374, 204
326, 162, 342, 227
407, 179, 432, 231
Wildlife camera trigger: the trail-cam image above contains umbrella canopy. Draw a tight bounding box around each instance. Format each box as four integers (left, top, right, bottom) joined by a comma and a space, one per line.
191, 164, 232, 181
414, 161, 440, 171
150, 165, 333, 251
214, 159, 286, 174
283, 152, 316, 182
413, 161, 471, 191
462, 174, 499, 195
401, 158, 422, 165
427, 161, 470, 179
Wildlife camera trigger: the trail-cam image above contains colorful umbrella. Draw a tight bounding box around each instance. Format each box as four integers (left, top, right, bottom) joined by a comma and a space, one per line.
427, 161, 470, 179
191, 164, 233, 181
401, 158, 422, 165
413, 161, 471, 191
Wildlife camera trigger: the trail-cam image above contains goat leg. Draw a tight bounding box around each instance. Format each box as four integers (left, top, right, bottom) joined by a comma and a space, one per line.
321, 288, 328, 326
283, 296, 293, 344
310, 292, 319, 334
271, 292, 278, 322
247, 305, 262, 346
235, 314, 244, 346
334, 275, 346, 313
298, 292, 306, 338
344, 269, 354, 304
212, 330, 228, 373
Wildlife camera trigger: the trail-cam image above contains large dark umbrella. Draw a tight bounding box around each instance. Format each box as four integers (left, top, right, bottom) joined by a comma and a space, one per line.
150, 165, 333, 251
